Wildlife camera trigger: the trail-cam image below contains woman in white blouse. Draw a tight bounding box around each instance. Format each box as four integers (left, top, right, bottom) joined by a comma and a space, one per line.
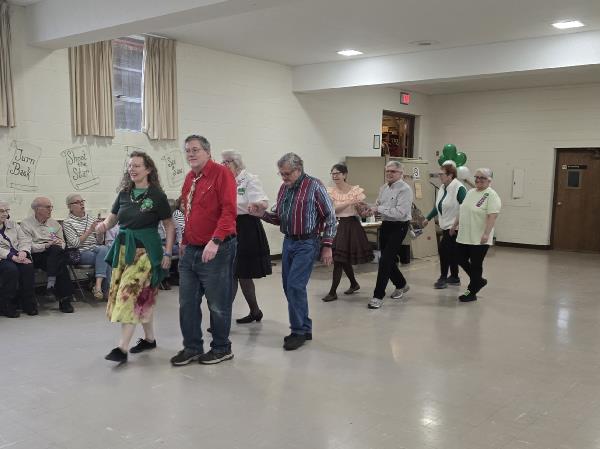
322, 163, 373, 302
221, 150, 272, 323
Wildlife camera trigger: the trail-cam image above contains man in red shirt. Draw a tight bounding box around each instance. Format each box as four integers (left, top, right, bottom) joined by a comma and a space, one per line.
170, 135, 238, 366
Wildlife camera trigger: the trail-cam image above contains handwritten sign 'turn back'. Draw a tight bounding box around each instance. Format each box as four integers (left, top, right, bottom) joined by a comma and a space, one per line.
7, 141, 41, 192
61, 146, 100, 190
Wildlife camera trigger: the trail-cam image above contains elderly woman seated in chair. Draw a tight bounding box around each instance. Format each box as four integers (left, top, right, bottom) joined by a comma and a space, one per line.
0, 200, 37, 317
63, 194, 110, 300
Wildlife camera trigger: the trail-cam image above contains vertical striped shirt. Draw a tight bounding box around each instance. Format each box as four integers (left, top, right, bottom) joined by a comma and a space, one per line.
262, 173, 337, 245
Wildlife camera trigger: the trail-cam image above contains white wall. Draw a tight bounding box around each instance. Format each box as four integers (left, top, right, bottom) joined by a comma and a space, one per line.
1, 5, 431, 252
427, 84, 600, 245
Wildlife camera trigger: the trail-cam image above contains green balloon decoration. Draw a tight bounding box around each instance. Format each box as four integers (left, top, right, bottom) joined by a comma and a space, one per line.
442, 144, 457, 160
437, 143, 467, 167
455, 152, 467, 166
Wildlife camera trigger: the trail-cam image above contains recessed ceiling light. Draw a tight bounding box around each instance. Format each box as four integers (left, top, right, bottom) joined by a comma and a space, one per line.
337, 49, 363, 56
552, 20, 585, 29
409, 40, 440, 47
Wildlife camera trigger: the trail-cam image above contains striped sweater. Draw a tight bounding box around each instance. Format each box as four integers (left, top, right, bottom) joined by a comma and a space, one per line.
262, 173, 337, 246
63, 213, 99, 251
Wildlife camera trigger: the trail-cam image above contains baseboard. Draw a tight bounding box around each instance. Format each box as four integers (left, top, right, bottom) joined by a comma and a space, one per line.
270, 254, 282, 261
495, 241, 551, 250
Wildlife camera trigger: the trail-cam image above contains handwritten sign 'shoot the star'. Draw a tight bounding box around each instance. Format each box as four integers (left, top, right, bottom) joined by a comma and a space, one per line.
161, 149, 185, 187
61, 146, 100, 190
7, 141, 41, 191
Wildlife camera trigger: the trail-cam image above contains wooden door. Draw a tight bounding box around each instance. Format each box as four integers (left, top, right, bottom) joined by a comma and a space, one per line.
552, 149, 600, 252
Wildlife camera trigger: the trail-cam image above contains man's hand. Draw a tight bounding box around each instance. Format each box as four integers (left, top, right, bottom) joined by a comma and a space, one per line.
248, 202, 267, 217
201, 240, 219, 263
321, 246, 333, 266
480, 233, 489, 245
161, 255, 172, 270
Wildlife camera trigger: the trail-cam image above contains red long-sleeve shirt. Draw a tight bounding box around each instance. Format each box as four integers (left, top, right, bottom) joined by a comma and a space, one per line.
181, 159, 237, 246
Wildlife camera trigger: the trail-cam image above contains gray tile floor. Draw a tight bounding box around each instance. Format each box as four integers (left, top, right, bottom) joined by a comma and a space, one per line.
2, 247, 600, 449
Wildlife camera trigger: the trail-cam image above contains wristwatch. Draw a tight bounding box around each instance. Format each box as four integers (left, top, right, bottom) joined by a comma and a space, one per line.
211, 237, 222, 245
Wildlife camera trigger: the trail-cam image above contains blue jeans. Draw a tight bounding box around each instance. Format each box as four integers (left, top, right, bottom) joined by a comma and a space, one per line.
80, 246, 111, 291
281, 237, 320, 334
178, 238, 237, 353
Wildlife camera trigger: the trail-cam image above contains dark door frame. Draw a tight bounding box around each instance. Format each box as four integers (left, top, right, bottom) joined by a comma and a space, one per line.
382, 110, 415, 158
550, 147, 600, 249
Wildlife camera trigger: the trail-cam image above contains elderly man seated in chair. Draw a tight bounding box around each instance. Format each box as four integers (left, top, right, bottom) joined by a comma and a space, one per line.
20, 197, 75, 313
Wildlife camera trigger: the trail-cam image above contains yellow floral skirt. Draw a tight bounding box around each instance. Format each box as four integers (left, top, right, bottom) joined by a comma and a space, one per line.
106, 246, 158, 324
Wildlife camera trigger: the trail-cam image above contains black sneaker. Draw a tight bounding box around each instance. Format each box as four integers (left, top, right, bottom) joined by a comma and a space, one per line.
433, 277, 448, 289
170, 349, 202, 366
447, 276, 461, 285
459, 290, 478, 302
283, 333, 306, 350
129, 338, 157, 354
478, 278, 488, 291
105, 347, 127, 363
198, 350, 234, 365
284, 332, 312, 342
59, 299, 74, 313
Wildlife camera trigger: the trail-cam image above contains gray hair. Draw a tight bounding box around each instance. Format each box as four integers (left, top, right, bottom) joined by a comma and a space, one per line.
385, 160, 404, 171
475, 168, 493, 179
221, 149, 245, 170
277, 153, 304, 171
65, 193, 82, 206
184, 134, 211, 153
0, 199, 9, 209
31, 196, 50, 210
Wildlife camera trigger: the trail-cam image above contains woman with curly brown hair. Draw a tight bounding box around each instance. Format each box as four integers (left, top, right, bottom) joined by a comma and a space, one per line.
96, 151, 175, 363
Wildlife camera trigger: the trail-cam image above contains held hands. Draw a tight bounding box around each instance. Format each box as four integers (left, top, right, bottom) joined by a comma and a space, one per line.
12, 251, 31, 264
321, 246, 333, 266
201, 240, 219, 263
248, 202, 267, 217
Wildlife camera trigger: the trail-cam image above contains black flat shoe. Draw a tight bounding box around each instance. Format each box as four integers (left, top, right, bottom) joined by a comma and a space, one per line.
321, 293, 338, 302
105, 347, 127, 363
236, 310, 263, 324
343, 284, 360, 295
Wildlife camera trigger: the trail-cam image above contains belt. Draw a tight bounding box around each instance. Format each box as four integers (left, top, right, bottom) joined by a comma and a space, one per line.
285, 233, 317, 241
189, 234, 236, 248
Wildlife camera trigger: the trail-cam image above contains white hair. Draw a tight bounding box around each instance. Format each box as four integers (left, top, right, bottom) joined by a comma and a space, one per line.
65, 193, 82, 206
475, 168, 493, 179
278, 153, 304, 171
385, 160, 404, 171
0, 199, 9, 209
221, 149, 245, 170
442, 160, 457, 167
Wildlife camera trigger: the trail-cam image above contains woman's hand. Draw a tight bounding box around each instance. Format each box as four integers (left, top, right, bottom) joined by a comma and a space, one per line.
422, 219, 429, 228
480, 233, 490, 244
161, 255, 172, 270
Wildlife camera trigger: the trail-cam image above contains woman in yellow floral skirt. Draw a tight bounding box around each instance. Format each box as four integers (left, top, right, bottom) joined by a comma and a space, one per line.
96, 151, 175, 363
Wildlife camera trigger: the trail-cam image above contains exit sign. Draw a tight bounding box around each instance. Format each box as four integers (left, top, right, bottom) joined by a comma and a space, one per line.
400, 92, 411, 105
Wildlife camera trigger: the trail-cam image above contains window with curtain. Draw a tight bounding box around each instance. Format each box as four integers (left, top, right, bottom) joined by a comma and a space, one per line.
112, 37, 143, 132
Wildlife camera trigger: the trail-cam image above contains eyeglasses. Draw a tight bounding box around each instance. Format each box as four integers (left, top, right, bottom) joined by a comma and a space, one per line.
277, 170, 297, 178
385, 169, 400, 173
37, 205, 53, 210
0, 209, 10, 214
474, 176, 489, 181
69, 200, 85, 205
330, 172, 343, 176
222, 159, 234, 165
185, 148, 204, 155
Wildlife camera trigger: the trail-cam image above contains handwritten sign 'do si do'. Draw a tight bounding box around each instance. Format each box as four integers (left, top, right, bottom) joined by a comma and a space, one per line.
61, 146, 100, 190
6, 141, 41, 191
161, 149, 185, 188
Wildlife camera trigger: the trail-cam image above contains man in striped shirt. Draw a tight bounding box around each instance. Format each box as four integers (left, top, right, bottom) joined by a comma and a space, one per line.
251, 153, 336, 351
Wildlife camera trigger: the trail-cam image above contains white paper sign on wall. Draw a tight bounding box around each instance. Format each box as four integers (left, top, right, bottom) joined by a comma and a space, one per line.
7, 141, 41, 192
161, 149, 186, 188
61, 146, 100, 190
413, 167, 420, 179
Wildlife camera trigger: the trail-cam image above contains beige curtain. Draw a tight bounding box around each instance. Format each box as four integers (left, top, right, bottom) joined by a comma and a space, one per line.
0, 0, 15, 128
69, 41, 115, 137
143, 36, 178, 140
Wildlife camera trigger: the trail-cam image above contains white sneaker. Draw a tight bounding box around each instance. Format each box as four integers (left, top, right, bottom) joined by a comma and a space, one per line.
390, 285, 410, 299
368, 297, 384, 309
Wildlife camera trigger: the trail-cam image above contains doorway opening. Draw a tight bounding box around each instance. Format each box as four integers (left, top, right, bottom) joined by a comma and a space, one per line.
381, 111, 415, 158
551, 148, 600, 252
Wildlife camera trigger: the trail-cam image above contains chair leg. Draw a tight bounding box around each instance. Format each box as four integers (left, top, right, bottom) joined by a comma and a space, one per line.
67, 265, 86, 300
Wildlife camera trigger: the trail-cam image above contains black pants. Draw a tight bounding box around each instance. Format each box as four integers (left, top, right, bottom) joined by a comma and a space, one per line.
373, 221, 409, 299
457, 243, 489, 294
32, 246, 74, 299
0, 259, 36, 312
439, 230, 459, 279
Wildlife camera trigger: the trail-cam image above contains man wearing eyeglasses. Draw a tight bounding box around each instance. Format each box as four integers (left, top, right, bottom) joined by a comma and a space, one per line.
171, 135, 238, 367
249, 152, 336, 350
20, 197, 75, 313
367, 161, 413, 310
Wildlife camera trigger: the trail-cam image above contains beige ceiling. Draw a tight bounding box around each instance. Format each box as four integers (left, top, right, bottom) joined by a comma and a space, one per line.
158, 0, 600, 66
